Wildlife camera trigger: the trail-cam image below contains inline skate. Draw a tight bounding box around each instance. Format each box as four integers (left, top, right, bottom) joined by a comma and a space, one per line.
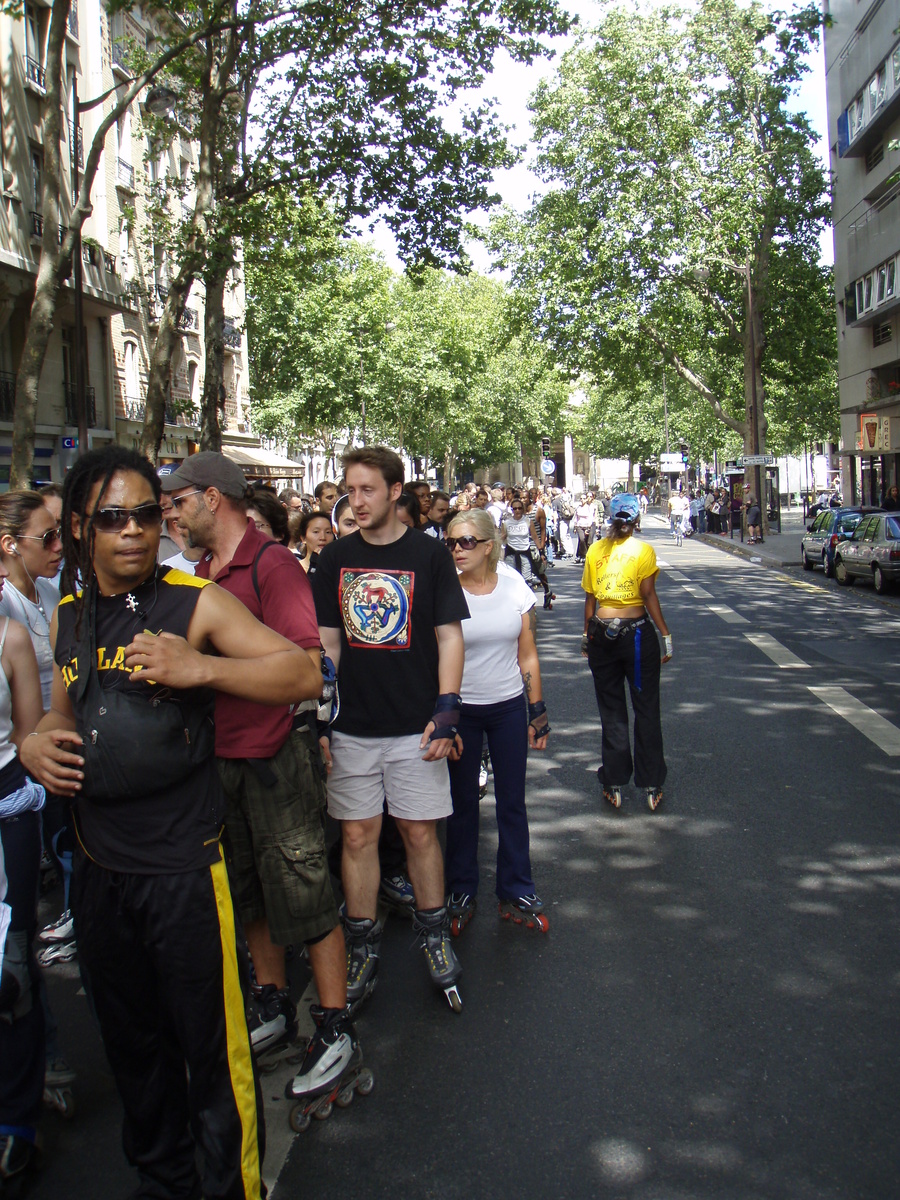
413, 907, 462, 1013
598, 769, 623, 810
0, 1134, 40, 1197
498, 893, 549, 933
447, 892, 476, 938
646, 787, 663, 812
379, 873, 416, 917
344, 916, 382, 1016
248, 983, 298, 1073
36, 910, 76, 968
284, 1005, 373, 1132
43, 1056, 76, 1119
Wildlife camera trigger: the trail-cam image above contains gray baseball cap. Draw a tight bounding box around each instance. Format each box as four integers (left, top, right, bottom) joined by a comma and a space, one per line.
158, 451, 248, 498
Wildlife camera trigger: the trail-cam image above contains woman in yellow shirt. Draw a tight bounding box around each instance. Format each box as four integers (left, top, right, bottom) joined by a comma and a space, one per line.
581, 493, 672, 811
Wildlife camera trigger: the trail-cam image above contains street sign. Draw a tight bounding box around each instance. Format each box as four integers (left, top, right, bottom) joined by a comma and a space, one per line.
660, 452, 686, 470
739, 454, 775, 467
724, 466, 745, 476
61, 437, 78, 449
540, 459, 556, 475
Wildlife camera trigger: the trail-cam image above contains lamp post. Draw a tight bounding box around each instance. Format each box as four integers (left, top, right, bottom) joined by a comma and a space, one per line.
70, 80, 178, 457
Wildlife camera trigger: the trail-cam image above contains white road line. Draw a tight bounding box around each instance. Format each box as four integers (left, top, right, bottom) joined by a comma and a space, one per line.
666, 570, 689, 581
683, 584, 714, 599
809, 686, 900, 757
708, 604, 749, 625
743, 632, 810, 669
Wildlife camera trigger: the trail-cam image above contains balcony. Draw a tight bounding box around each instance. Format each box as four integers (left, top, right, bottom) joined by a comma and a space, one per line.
178, 307, 198, 332
181, 203, 193, 224
123, 396, 144, 421
0, 372, 15, 421
117, 159, 135, 191
29, 211, 43, 240
111, 39, 130, 76
223, 318, 242, 351
24, 55, 46, 91
104, 251, 116, 275
66, 1, 79, 39
82, 243, 97, 267
68, 120, 83, 169
63, 383, 97, 427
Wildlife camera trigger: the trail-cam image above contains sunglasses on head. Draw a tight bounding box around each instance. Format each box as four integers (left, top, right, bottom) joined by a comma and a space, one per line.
18, 526, 62, 550
446, 535, 490, 551
90, 503, 164, 533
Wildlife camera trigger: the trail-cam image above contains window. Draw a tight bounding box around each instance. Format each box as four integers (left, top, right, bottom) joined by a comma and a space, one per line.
187, 361, 199, 406
887, 516, 900, 540
868, 67, 887, 114
864, 518, 880, 542
849, 93, 865, 140
877, 265, 887, 305
857, 279, 866, 314
864, 273, 874, 311
31, 148, 42, 212
24, 5, 45, 73
893, 45, 900, 91
123, 340, 139, 401
887, 260, 897, 300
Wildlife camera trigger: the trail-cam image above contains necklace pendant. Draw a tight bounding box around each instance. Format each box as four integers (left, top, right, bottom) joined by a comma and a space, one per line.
125, 593, 139, 612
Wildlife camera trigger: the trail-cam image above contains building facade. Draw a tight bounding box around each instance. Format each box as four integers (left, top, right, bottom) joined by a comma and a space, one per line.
824, 0, 900, 505
0, 0, 275, 486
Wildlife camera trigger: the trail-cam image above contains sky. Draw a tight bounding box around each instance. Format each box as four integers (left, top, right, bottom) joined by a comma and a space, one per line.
368, 0, 833, 272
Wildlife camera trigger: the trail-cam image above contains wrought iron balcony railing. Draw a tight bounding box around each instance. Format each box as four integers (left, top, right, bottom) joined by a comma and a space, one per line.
66, 1, 79, 38
68, 119, 83, 168
24, 56, 46, 90
117, 159, 135, 190
223, 319, 242, 349
63, 383, 97, 427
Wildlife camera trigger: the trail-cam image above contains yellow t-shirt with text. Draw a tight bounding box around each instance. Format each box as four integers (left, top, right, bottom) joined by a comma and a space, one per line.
581, 535, 658, 608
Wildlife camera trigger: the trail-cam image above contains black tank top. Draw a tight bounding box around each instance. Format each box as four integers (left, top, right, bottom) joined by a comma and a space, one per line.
55, 566, 223, 874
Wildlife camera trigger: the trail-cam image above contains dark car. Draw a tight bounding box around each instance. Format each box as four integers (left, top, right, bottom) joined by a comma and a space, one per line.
801, 506, 884, 577
833, 513, 900, 593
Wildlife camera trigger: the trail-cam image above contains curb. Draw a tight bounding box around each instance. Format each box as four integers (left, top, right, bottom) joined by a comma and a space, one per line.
693, 532, 798, 568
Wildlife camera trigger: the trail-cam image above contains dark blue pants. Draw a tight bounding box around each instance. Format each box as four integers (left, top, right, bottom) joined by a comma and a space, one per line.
446, 694, 535, 900
0, 809, 45, 1138
587, 621, 667, 789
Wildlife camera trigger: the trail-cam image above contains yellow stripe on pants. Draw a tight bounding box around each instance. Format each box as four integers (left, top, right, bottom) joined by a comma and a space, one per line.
209, 851, 263, 1200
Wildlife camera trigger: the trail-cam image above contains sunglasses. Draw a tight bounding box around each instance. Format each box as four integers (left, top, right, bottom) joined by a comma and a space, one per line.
90, 503, 164, 533
446, 535, 491, 551
170, 490, 205, 511
18, 526, 62, 550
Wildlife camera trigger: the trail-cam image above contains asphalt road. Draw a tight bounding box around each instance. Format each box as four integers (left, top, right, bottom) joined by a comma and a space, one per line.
32, 526, 900, 1199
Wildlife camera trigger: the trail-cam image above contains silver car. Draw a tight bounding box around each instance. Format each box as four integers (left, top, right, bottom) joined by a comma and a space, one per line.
833, 513, 900, 593
801, 506, 882, 576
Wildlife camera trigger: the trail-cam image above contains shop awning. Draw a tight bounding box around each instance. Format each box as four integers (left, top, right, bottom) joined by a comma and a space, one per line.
223, 444, 305, 480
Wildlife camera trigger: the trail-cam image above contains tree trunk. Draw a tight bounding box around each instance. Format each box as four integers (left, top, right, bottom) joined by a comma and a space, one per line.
200, 265, 226, 451
10, 0, 69, 487
444, 445, 454, 492
140, 19, 238, 462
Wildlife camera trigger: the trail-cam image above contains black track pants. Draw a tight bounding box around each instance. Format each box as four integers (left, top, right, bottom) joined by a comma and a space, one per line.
587, 622, 667, 790
72, 846, 265, 1200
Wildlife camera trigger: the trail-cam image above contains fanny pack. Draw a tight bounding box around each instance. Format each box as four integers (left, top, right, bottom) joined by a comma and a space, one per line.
588, 615, 647, 643
72, 586, 215, 803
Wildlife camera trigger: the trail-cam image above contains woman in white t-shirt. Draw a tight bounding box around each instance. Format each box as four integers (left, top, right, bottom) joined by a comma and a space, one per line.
444, 509, 550, 937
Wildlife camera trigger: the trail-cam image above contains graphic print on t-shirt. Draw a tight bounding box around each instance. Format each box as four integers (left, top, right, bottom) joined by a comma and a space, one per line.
340, 568, 413, 648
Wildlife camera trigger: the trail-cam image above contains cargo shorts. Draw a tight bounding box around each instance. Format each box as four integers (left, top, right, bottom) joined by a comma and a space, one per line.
217, 726, 339, 946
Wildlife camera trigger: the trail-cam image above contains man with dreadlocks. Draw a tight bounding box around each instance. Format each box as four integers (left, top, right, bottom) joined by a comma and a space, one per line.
20, 445, 321, 1200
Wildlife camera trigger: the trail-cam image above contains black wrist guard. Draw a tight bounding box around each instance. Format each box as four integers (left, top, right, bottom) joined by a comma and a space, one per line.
429, 692, 461, 744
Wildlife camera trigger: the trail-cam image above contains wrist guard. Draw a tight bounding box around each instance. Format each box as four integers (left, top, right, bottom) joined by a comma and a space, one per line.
528, 699, 551, 738
428, 692, 461, 744
663, 635, 673, 657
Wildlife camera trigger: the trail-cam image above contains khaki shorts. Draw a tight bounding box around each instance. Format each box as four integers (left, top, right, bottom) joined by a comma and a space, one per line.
218, 727, 338, 946
326, 732, 453, 822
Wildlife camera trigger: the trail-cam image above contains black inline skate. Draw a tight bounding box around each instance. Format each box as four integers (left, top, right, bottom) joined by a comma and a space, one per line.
646, 787, 663, 812
344, 915, 382, 1016
498, 893, 549, 933
413, 907, 462, 1013
447, 892, 476, 938
284, 1005, 373, 1132
248, 983, 298, 1073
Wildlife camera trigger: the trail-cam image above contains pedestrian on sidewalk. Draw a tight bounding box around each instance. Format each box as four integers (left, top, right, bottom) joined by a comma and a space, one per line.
746, 496, 763, 543
581, 492, 672, 812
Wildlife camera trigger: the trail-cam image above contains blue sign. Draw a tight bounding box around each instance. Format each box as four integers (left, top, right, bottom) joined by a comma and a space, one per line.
61, 437, 78, 449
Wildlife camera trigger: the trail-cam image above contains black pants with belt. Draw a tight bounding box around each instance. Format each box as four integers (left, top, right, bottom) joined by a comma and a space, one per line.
587, 619, 667, 789
72, 847, 265, 1200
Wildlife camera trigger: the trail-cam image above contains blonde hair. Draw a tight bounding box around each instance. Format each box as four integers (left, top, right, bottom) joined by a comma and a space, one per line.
447, 508, 501, 570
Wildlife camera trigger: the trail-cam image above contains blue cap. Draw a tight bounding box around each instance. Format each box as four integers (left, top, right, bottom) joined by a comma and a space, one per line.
609, 493, 641, 521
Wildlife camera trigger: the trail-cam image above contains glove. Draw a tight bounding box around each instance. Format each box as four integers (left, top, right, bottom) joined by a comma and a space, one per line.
428, 693, 461, 744
663, 635, 673, 659
317, 653, 339, 726
528, 700, 551, 738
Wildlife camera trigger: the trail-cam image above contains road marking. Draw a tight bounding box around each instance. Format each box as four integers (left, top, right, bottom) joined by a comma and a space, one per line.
666, 570, 689, 581
683, 584, 714, 599
809, 686, 900, 756
743, 632, 810, 669
708, 604, 749, 625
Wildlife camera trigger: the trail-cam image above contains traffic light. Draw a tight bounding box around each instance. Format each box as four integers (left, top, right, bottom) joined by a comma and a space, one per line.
679, 441, 689, 464
541, 437, 551, 457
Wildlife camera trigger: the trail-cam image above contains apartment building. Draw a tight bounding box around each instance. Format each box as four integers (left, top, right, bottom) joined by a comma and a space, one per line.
0, 0, 262, 485
824, 0, 900, 504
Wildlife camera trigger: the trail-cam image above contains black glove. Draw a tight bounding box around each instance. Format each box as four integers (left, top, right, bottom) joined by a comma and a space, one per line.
528, 700, 551, 738
428, 693, 461, 744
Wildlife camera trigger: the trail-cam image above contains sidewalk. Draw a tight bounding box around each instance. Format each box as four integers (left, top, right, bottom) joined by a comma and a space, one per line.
648, 507, 807, 568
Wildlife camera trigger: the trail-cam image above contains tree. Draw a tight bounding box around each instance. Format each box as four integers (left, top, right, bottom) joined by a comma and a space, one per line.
490, 0, 836, 515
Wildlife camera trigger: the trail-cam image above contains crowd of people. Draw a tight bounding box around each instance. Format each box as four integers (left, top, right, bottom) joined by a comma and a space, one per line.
0, 450, 676, 1199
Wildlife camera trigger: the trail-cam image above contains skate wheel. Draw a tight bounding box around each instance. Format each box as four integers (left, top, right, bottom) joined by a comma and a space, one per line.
313, 1099, 333, 1121
450, 918, 463, 938
58, 1088, 76, 1119
356, 1068, 375, 1096
289, 1104, 311, 1133
533, 913, 549, 933
335, 1083, 355, 1108
444, 985, 463, 1014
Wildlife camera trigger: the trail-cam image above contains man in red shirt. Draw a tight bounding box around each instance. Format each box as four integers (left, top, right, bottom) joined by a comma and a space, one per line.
162, 453, 357, 1108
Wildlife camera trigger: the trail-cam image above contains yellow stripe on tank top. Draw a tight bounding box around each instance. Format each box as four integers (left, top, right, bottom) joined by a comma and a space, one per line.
209, 849, 263, 1200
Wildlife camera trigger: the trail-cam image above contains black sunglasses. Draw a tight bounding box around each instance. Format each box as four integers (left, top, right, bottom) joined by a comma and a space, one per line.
18, 526, 62, 550
90, 503, 164, 533
446, 535, 491, 551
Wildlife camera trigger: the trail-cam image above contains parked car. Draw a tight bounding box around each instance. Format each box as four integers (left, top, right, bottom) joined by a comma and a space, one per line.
801, 506, 883, 576
833, 513, 900, 593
